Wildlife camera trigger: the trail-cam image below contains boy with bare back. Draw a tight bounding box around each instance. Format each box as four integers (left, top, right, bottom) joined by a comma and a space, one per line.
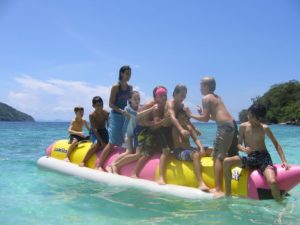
185, 77, 238, 197
65, 106, 90, 162
223, 103, 289, 201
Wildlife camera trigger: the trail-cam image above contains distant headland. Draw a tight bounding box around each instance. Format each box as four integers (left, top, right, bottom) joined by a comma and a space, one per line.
0, 102, 34, 122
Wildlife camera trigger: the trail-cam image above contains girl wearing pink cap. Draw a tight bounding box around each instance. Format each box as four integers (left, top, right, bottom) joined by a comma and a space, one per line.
131, 86, 172, 183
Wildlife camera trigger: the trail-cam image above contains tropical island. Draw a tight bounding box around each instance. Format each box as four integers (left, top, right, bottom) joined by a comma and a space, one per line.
0, 102, 34, 121
239, 80, 300, 125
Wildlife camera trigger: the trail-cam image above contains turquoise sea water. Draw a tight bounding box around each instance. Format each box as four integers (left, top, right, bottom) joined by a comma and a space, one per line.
0, 122, 300, 225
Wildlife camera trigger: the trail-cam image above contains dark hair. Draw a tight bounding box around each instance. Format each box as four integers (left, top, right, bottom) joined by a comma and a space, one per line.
152, 85, 167, 98
173, 84, 187, 97
128, 90, 140, 105
248, 103, 266, 120
92, 96, 103, 106
118, 65, 131, 81
74, 106, 84, 112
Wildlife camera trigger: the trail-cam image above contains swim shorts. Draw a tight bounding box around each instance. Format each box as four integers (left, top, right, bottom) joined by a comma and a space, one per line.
240, 150, 274, 173
69, 134, 89, 143
213, 120, 238, 160
138, 127, 168, 157
90, 128, 109, 144
173, 147, 197, 161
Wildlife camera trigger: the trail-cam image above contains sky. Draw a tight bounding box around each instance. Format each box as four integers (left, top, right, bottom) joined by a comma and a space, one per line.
0, 0, 299, 121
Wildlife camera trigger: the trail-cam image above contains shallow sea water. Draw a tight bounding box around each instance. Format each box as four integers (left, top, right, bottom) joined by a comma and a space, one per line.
0, 122, 299, 225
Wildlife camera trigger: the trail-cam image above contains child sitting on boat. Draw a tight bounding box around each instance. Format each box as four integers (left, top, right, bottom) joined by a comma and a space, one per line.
131, 86, 171, 181
223, 103, 289, 200
173, 109, 209, 191
79, 96, 109, 167
108, 91, 155, 174
64, 106, 90, 162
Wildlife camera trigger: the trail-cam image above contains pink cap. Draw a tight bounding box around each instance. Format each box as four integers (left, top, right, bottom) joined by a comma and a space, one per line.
155, 87, 167, 98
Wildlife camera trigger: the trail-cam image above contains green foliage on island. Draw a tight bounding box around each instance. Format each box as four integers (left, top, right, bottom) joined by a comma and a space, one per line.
239, 80, 300, 124
0, 102, 34, 121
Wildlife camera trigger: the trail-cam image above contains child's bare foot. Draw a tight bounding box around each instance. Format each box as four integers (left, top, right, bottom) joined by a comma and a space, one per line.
64, 157, 70, 162
131, 174, 138, 179
106, 165, 113, 173
157, 177, 166, 185
78, 162, 85, 167
111, 164, 119, 174
209, 188, 217, 193
213, 191, 226, 199
96, 167, 105, 172
199, 183, 210, 192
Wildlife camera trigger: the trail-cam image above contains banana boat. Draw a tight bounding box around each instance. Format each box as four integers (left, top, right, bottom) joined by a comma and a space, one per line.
37, 139, 300, 200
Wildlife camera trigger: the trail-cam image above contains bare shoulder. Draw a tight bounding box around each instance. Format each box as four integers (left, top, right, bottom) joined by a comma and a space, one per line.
111, 83, 119, 91
240, 122, 250, 128
103, 109, 109, 115
203, 93, 217, 103
141, 101, 155, 110
262, 123, 270, 131
166, 99, 174, 109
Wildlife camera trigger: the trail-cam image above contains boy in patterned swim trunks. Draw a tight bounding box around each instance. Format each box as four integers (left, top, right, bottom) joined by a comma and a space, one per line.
172, 109, 209, 191
131, 86, 171, 182
185, 77, 238, 197
223, 103, 289, 201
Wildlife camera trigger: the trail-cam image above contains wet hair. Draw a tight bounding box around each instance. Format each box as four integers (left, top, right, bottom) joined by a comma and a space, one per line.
201, 77, 216, 92
152, 85, 167, 98
248, 103, 267, 120
92, 96, 103, 106
74, 106, 84, 112
173, 84, 187, 97
118, 65, 131, 81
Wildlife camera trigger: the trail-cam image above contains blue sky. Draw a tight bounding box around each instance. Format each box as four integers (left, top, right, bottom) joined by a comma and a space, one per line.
0, 0, 299, 121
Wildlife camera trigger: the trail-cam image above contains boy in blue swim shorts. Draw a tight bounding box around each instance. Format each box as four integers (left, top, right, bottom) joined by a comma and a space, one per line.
173, 109, 209, 191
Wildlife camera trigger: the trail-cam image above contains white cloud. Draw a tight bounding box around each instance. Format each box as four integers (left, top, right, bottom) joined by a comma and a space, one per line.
7, 75, 153, 121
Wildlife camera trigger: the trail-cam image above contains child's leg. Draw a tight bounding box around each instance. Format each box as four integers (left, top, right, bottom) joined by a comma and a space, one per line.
131, 154, 150, 178
191, 151, 209, 191
223, 156, 243, 196
79, 143, 99, 167
112, 151, 130, 165
112, 148, 141, 174
213, 157, 223, 193
65, 140, 78, 162
263, 167, 281, 201
97, 143, 113, 171
213, 129, 235, 197
157, 148, 170, 185
113, 136, 133, 165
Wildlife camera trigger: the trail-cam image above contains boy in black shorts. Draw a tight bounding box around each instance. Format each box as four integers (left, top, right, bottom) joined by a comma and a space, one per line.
65, 106, 90, 162
223, 103, 289, 200
79, 96, 109, 167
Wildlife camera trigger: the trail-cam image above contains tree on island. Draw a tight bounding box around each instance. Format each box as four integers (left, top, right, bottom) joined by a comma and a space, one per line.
239, 80, 300, 124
